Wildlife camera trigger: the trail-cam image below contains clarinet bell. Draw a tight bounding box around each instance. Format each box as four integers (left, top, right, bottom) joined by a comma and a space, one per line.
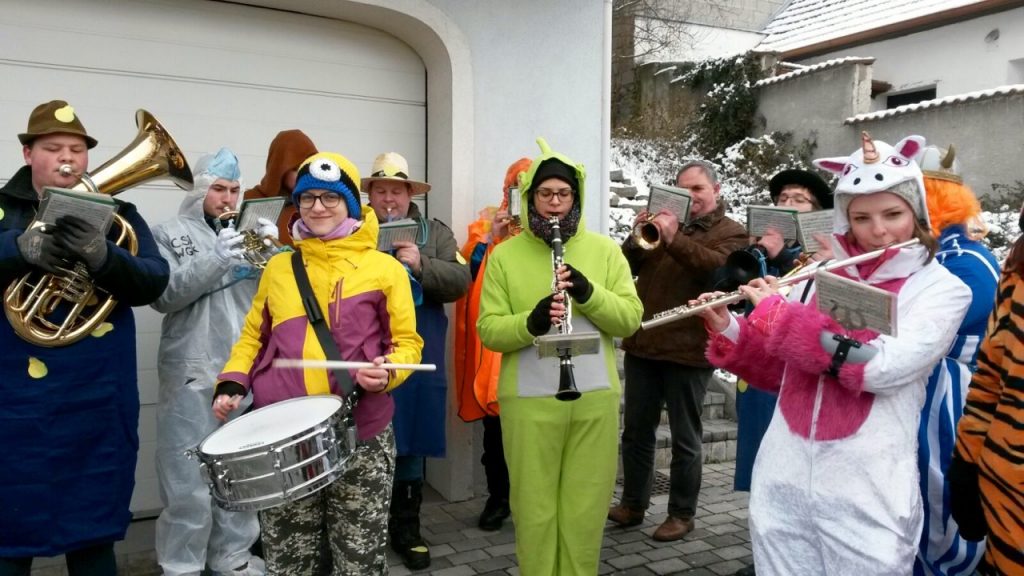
555, 359, 582, 401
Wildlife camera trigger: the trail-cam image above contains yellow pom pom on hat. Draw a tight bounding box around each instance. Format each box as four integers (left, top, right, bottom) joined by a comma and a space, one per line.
360, 152, 431, 195
18, 100, 98, 149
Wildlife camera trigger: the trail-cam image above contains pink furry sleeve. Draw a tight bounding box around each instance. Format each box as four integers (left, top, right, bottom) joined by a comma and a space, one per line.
706, 318, 786, 393
765, 301, 837, 375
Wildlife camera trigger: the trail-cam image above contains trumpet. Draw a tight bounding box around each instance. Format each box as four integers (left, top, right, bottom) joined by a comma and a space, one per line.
217, 210, 283, 269
640, 238, 920, 330
630, 214, 661, 250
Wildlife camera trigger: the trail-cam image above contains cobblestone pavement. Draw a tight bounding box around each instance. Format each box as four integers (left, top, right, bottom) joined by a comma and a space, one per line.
31, 463, 748, 575
388, 462, 752, 576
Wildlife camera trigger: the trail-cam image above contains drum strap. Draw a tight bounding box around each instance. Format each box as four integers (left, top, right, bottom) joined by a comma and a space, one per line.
291, 250, 359, 404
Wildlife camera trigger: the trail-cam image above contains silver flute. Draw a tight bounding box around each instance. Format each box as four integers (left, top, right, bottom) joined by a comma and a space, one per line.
640, 238, 920, 330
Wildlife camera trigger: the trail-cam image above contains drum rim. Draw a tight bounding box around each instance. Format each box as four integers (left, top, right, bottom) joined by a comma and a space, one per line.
198, 394, 345, 458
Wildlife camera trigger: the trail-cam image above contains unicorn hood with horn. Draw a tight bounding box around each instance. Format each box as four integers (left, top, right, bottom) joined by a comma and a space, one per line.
814, 132, 929, 234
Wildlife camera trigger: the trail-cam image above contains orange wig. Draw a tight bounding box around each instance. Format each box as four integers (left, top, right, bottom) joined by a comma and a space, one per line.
924, 176, 983, 237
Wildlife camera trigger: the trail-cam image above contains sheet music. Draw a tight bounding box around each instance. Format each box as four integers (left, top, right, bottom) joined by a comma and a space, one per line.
815, 269, 897, 336
747, 205, 798, 239
796, 209, 834, 254
508, 187, 521, 218
647, 184, 691, 224
36, 187, 116, 234
238, 197, 286, 232
377, 218, 419, 251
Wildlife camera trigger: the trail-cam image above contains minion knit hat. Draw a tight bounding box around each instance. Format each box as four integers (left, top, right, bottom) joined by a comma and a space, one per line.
293, 152, 362, 219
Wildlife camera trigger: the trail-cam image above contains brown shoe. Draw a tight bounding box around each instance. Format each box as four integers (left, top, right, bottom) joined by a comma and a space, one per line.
652, 515, 694, 541
607, 504, 644, 527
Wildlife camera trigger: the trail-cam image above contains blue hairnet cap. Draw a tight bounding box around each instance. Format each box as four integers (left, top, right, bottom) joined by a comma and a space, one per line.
193, 147, 241, 181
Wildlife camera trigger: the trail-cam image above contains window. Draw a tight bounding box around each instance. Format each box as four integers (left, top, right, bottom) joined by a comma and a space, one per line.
886, 87, 937, 109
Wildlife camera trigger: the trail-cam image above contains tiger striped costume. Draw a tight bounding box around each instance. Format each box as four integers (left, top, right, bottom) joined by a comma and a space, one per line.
954, 269, 1024, 574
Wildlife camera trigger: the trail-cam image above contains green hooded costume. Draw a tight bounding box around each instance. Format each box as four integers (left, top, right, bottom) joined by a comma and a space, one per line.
478, 138, 642, 575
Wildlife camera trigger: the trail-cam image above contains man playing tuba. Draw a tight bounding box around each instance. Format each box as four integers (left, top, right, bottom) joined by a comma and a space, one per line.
0, 100, 170, 574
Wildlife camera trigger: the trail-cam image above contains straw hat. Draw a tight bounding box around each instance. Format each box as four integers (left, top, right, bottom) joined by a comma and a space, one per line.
359, 152, 431, 195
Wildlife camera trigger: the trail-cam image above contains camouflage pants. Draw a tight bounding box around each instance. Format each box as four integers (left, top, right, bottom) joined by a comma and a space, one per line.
259, 426, 395, 576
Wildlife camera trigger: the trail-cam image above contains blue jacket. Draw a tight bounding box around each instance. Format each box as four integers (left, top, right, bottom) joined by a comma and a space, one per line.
0, 165, 169, 556
390, 203, 470, 457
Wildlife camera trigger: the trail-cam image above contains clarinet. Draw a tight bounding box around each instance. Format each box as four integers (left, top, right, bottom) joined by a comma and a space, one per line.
549, 216, 582, 401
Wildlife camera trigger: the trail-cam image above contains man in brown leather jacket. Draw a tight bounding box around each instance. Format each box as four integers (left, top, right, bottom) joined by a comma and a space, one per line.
609, 160, 747, 541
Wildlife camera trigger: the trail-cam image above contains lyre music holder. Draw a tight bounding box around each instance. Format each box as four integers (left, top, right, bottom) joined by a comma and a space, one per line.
534, 331, 601, 359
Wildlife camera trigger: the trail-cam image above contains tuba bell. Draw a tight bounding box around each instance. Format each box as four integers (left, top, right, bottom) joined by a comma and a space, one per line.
4, 109, 193, 347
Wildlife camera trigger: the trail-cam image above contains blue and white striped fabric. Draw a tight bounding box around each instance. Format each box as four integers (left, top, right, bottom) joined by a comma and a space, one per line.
915, 226, 999, 576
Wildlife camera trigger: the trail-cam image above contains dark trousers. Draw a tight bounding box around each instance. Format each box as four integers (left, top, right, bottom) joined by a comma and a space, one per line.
0, 543, 116, 576
481, 415, 509, 501
620, 353, 710, 519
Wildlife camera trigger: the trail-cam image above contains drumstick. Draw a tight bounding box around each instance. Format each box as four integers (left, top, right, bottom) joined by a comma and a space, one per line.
272, 359, 437, 372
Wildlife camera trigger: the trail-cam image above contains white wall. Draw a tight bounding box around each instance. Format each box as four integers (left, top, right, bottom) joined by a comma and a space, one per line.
636, 20, 766, 64
427, 0, 609, 226
801, 8, 1024, 111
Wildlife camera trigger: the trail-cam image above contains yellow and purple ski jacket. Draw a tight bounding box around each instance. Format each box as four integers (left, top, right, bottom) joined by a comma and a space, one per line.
219, 207, 423, 440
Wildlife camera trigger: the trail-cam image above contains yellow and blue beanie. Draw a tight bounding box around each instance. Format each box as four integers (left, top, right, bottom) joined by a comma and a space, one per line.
294, 152, 362, 219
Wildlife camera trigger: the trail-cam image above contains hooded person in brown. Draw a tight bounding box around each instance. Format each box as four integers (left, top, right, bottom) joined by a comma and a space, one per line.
243, 129, 317, 245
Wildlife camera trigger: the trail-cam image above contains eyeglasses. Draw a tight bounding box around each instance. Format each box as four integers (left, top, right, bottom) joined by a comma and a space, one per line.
535, 187, 573, 201
777, 193, 813, 206
298, 192, 343, 209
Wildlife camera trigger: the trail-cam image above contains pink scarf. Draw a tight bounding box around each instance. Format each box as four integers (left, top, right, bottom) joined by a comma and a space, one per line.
291, 217, 361, 241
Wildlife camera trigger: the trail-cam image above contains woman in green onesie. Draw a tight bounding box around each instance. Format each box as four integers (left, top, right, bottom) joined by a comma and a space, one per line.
478, 138, 642, 575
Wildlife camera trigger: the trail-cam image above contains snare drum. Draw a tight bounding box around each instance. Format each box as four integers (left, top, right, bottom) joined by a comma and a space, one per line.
196, 395, 355, 511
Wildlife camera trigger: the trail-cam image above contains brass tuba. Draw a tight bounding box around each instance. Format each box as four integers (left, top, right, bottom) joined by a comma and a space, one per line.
4, 109, 193, 347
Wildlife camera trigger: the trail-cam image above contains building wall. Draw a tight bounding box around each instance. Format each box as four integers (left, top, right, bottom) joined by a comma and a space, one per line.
848, 95, 1024, 201
431, 0, 609, 222
756, 61, 1024, 199
800, 7, 1024, 111
635, 20, 764, 64
756, 62, 874, 161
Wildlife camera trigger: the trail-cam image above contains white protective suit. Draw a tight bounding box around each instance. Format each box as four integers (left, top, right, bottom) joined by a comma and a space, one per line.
151, 152, 265, 576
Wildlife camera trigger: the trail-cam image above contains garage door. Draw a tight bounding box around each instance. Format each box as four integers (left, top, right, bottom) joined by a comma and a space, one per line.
0, 0, 426, 516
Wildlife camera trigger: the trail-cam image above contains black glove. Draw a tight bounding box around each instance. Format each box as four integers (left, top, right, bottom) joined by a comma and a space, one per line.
527, 294, 557, 336
212, 380, 246, 405
563, 264, 594, 304
53, 215, 109, 272
16, 225, 71, 274
948, 454, 988, 541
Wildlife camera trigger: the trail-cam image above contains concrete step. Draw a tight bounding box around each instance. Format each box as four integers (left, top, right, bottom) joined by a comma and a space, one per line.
618, 390, 727, 424
619, 416, 738, 469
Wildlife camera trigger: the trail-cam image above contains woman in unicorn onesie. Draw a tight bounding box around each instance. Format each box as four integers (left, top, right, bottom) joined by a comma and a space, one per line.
696, 133, 971, 575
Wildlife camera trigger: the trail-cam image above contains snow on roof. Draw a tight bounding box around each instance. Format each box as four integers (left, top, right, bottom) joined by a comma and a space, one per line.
753, 56, 875, 87
758, 0, 987, 55
845, 84, 1024, 123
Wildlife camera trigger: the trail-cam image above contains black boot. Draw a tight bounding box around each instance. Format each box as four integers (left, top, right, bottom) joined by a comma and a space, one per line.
389, 479, 430, 570
478, 496, 511, 531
